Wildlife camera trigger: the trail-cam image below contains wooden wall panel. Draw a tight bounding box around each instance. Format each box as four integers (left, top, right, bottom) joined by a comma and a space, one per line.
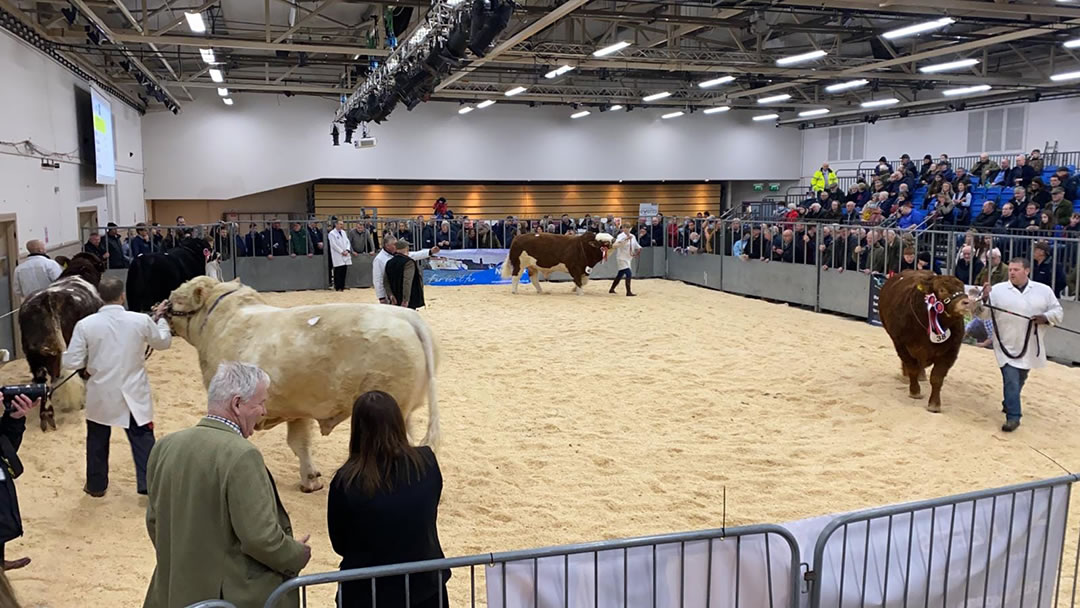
314, 182, 723, 219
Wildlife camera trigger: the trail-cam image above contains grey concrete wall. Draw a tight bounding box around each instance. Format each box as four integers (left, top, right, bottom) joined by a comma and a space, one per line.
819, 270, 872, 319
720, 258, 818, 308
1046, 299, 1080, 366
235, 256, 329, 292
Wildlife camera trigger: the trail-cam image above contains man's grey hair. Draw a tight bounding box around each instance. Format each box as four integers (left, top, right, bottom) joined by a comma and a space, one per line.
208, 361, 270, 407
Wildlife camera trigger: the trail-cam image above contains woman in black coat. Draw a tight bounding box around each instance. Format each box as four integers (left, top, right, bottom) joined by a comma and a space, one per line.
328, 391, 448, 608
0, 394, 39, 572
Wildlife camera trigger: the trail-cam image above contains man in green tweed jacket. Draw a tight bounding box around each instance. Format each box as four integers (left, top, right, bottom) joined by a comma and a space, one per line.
143, 361, 311, 608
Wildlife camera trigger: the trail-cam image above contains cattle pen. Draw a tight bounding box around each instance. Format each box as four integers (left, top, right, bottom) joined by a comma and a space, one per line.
4, 220, 1080, 608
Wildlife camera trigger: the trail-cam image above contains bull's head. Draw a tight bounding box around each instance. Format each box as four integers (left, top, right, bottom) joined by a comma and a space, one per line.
920, 274, 974, 318
164, 275, 224, 340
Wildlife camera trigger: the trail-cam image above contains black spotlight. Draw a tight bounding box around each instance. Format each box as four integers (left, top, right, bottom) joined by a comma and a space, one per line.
344, 120, 355, 144
61, 6, 77, 25
119, 60, 130, 72
85, 25, 101, 45
331, 125, 340, 146
468, 0, 513, 57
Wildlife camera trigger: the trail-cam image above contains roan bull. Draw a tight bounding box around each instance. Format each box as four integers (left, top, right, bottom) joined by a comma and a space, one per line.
165, 276, 440, 492
878, 270, 975, 412
18, 276, 103, 430
501, 231, 615, 295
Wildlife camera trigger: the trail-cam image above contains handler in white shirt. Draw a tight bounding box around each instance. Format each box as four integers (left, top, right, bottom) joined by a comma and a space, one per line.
13, 240, 61, 301
373, 236, 438, 304
327, 220, 352, 292
61, 277, 172, 496
979, 256, 1064, 432
608, 223, 641, 297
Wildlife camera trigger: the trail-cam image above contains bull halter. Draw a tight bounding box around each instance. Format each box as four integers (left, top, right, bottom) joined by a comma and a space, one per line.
914, 283, 967, 344
165, 287, 241, 333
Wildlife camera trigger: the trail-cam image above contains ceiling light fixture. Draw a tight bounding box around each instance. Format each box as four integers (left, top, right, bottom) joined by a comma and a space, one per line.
1050, 70, 1080, 81
505, 86, 527, 96
477, 100, 496, 109
642, 91, 672, 102
881, 17, 955, 40
184, 11, 205, 34
824, 79, 869, 93
861, 98, 899, 108
608, 104, 624, 111
217, 87, 228, 97
223, 98, 233, 106
776, 49, 826, 66
1065, 38, 1080, 49
593, 40, 631, 57
752, 113, 779, 121
458, 106, 474, 114
698, 75, 735, 88
199, 48, 215, 64
208, 68, 223, 83
661, 111, 684, 119
544, 65, 574, 79
571, 110, 591, 119
704, 106, 731, 114
918, 58, 979, 73
758, 93, 792, 104
942, 84, 991, 96
798, 108, 830, 117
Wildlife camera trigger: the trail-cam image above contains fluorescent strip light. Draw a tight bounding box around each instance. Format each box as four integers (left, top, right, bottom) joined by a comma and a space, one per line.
544, 65, 574, 79
752, 113, 779, 121
505, 86, 527, 97
1051, 70, 1080, 81
199, 48, 215, 64
477, 100, 495, 109
352, 54, 361, 60
704, 106, 731, 114
446, 0, 466, 4
608, 105, 624, 111
699, 75, 735, 88
798, 108, 830, 117
1066, 39, 1080, 48
642, 91, 672, 102
184, 11, 205, 33
217, 87, 228, 97
208, 68, 223, 83
571, 111, 591, 119
223, 98, 233, 106
881, 17, 955, 40
458, 106, 474, 114
661, 111, 684, 119
758, 93, 791, 104
825, 79, 869, 93
918, 58, 979, 73
593, 40, 631, 57
861, 98, 899, 108
943, 84, 991, 97
776, 49, 826, 66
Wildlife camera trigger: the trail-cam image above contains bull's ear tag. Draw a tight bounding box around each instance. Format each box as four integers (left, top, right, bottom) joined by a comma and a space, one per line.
916, 284, 924, 292
585, 266, 592, 275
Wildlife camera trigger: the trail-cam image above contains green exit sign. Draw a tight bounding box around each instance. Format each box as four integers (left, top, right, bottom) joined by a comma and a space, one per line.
768, 183, 781, 191
753, 183, 764, 192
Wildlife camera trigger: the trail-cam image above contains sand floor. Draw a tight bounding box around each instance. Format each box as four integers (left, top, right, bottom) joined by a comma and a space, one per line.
3, 278, 1080, 607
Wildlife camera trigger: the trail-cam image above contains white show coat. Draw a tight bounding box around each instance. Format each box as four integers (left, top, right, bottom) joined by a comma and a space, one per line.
613, 231, 642, 271
14, 254, 61, 301
983, 280, 1064, 370
61, 305, 172, 427
373, 248, 431, 300
328, 228, 352, 267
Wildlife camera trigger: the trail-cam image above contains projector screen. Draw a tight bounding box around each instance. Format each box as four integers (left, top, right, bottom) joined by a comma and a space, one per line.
90, 86, 116, 185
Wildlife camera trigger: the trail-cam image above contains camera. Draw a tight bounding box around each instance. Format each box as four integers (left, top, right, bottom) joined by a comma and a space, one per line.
1, 384, 48, 412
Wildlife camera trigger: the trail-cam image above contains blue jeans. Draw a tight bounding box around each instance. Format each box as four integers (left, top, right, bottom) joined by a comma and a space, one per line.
1000, 364, 1030, 421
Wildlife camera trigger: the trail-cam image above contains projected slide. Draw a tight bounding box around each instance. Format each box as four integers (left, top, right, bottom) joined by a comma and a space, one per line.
90, 86, 116, 185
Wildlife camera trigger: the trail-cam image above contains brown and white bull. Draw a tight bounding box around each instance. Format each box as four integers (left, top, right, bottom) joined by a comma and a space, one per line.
878, 270, 974, 412
18, 276, 103, 430
501, 231, 615, 295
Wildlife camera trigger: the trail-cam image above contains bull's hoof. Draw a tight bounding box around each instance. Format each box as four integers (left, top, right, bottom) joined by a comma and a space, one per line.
300, 479, 325, 493
926, 402, 942, 413
918, 371, 927, 381
908, 392, 922, 400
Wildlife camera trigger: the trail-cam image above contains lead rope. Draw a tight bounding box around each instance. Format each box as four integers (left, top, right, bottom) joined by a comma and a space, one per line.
986, 297, 1039, 360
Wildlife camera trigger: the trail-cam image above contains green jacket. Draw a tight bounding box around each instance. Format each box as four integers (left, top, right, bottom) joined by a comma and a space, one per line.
1054, 198, 1074, 228
143, 418, 307, 608
289, 229, 309, 256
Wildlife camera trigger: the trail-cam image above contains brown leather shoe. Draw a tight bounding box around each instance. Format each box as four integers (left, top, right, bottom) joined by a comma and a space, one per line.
3, 557, 30, 571
83, 486, 106, 498
1001, 419, 1020, 432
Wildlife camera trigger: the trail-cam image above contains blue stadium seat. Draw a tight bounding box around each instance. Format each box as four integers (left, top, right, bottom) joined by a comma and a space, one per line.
1069, 164, 1077, 173
1045, 165, 1058, 174
1073, 200, 1080, 213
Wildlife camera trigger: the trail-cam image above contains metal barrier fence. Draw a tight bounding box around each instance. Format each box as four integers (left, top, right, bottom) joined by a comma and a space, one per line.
806, 475, 1080, 608
262, 524, 802, 608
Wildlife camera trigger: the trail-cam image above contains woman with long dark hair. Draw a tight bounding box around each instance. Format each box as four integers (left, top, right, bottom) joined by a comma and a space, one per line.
328, 391, 448, 608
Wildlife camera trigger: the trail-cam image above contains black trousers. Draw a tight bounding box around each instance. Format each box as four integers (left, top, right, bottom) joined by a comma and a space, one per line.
86, 414, 155, 494
333, 265, 349, 291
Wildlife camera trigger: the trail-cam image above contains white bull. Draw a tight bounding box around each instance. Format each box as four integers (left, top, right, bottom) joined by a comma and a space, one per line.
166, 276, 440, 492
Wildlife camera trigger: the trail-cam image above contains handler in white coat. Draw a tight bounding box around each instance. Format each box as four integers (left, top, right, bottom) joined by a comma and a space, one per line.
328, 219, 353, 292
61, 276, 172, 496
373, 236, 439, 304
609, 223, 642, 296
979, 256, 1063, 432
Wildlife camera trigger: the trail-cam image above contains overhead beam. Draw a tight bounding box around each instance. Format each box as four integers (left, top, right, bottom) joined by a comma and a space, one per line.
272, 0, 342, 43
106, 0, 193, 100
149, 79, 345, 94
109, 32, 390, 56
644, 8, 743, 49
782, 0, 1080, 20
777, 87, 1025, 124
435, 0, 593, 92
149, 0, 219, 36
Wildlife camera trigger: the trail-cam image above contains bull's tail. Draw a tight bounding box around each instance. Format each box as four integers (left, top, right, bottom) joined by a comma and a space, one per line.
405, 311, 440, 450
500, 250, 514, 279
